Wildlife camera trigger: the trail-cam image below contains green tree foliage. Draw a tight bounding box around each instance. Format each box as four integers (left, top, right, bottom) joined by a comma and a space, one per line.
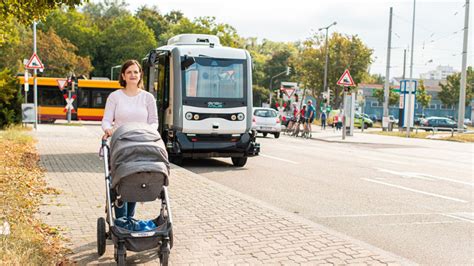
0, 68, 23, 128
0, 0, 84, 47
41, 7, 99, 57
294, 32, 373, 109
416, 80, 431, 112
96, 15, 156, 77
135, 5, 170, 46
252, 85, 269, 107
372, 88, 399, 106
81, 0, 130, 30
362, 73, 385, 84
161, 16, 241, 47
438, 66, 473, 108
36, 28, 93, 77
164, 10, 184, 24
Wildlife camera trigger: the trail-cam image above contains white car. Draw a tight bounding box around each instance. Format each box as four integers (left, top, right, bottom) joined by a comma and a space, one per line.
252, 108, 281, 138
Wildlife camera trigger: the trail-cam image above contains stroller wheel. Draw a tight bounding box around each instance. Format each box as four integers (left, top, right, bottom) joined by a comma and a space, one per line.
114, 243, 127, 265
159, 241, 170, 266
169, 228, 174, 249
97, 217, 106, 256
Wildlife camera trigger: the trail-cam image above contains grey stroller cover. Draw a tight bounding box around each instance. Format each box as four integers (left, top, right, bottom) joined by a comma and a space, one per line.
110, 123, 169, 202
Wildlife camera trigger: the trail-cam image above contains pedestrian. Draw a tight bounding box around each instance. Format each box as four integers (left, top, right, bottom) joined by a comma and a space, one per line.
321, 111, 327, 130
305, 100, 315, 136
101, 59, 159, 219
334, 114, 340, 130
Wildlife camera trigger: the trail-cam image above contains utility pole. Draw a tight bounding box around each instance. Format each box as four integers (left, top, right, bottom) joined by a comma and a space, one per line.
458, 0, 470, 132
402, 49, 407, 80
33, 20, 38, 130
383, 7, 393, 131
319, 22, 337, 110
406, 0, 416, 137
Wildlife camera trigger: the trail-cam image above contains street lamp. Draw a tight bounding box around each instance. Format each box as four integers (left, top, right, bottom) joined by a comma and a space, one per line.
318, 21, 337, 109
110, 65, 121, 80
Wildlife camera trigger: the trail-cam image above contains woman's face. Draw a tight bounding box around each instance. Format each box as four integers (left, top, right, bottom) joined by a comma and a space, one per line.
122, 63, 141, 87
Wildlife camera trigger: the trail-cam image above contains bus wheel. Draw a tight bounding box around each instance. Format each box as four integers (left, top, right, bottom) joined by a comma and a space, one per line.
231, 157, 247, 167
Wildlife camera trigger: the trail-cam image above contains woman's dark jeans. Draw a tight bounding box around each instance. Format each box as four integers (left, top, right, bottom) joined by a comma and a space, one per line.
115, 202, 136, 219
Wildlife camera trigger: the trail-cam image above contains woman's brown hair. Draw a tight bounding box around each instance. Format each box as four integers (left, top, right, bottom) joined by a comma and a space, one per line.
118, 60, 144, 88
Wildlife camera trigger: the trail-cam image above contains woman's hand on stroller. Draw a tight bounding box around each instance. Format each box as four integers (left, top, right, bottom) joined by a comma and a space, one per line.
102, 128, 113, 140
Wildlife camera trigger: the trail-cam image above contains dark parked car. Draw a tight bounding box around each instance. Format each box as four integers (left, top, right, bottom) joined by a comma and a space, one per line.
421, 116, 467, 131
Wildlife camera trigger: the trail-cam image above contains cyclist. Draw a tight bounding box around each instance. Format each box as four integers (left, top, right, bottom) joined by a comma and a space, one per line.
286, 103, 299, 134
305, 100, 315, 137
293, 104, 306, 137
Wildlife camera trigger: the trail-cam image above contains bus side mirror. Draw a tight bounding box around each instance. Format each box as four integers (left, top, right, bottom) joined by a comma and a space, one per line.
181, 56, 196, 70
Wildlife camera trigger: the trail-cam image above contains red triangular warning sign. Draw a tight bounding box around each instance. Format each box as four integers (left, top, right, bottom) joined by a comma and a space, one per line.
336, 69, 355, 86
25, 53, 44, 69
57, 79, 67, 90
283, 88, 296, 98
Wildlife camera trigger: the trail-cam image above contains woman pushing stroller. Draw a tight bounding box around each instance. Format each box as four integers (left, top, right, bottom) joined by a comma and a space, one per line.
101, 59, 158, 219
98, 60, 173, 265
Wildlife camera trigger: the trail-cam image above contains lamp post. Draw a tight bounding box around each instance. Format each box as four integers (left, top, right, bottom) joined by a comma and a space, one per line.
319, 21, 337, 110
110, 65, 121, 80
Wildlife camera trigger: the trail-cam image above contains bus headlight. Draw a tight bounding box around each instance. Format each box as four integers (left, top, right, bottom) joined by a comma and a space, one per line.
193, 114, 200, 120
185, 112, 193, 120
231, 114, 237, 121
237, 113, 245, 121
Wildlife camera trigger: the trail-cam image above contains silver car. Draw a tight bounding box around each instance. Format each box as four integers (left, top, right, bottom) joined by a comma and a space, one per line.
252, 108, 281, 138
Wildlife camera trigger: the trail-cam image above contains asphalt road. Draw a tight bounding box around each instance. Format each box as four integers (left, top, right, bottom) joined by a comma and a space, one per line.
182, 133, 474, 264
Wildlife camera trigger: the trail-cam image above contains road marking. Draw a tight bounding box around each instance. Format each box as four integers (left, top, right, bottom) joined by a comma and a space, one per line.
442, 213, 474, 223
381, 221, 466, 226
259, 154, 299, 164
362, 178, 468, 203
375, 168, 474, 187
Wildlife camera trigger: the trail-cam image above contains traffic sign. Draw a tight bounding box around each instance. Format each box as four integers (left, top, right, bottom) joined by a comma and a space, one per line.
63, 94, 76, 113
57, 79, 67, 91
336, 69, 355, 86
283, 88, 295, 98
25, 53, 44, 69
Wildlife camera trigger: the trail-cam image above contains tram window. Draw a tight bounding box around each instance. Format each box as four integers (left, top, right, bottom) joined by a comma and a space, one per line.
78, 89, 90, 108
39, 87, 64, 106
91, 90, 112, 108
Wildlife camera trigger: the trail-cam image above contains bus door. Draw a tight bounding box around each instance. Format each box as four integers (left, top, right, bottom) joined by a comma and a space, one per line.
148, 51, 170, 136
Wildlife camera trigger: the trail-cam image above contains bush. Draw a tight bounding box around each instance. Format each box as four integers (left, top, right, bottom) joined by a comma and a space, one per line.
0, 68, 23, 129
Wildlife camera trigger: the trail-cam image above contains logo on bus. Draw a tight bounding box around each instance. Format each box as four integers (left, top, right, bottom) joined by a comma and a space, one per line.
208, 102, 223, 108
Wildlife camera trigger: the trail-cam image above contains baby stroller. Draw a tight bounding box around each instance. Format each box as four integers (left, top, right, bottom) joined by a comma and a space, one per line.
97, 123, 173, 265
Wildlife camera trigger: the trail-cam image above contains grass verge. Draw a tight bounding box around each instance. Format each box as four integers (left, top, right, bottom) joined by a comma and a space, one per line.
0, 125, 68, 264
370, 130, 474, 142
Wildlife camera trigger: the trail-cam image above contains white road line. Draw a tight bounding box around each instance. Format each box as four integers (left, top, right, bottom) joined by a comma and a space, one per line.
259, 154, 299, 164
362, 178, 468, 203
381, 221, 466, 226
375, 168, 474, 187
442, 214, 474, 223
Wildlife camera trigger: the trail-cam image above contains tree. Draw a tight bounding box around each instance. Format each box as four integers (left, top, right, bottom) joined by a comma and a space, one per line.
135, 5, 170, 46
0, 68, 23, 128
0, 0, 84, 47
416, 80, 431, 114
81, 0, 130, 31
438, 67, 473, 111
160, 16, 241, 48
40, 7, 100, 57
252, 85, 269, 107
373, 88, 399, 106
36, 28, 93, 77
293, 32, 372, 109
95, 15, 156, 77
362, 73, 385, 84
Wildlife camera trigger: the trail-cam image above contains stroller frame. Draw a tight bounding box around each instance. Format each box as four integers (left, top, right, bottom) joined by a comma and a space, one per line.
97, 139, 173, 266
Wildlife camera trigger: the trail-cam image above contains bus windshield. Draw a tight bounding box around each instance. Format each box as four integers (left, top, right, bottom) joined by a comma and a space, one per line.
183, 57, 245, 99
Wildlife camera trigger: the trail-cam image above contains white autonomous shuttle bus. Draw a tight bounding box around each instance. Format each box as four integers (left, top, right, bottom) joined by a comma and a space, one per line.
143, 34, 260, 167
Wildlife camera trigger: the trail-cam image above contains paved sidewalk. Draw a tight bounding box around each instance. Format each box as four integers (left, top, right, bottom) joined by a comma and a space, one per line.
35, 124, 412, 265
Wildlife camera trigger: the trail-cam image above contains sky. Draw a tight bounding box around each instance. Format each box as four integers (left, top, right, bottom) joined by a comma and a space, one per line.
118, 0, 472, 79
